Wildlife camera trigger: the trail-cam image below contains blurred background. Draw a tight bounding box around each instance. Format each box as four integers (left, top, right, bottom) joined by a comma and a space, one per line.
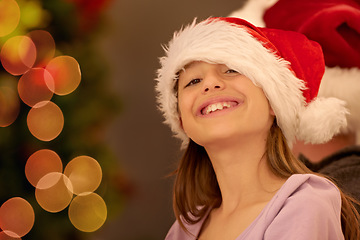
0, 0, 246, 239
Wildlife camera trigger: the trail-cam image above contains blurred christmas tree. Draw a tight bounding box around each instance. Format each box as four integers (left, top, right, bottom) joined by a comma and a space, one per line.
0, 0, 131, 239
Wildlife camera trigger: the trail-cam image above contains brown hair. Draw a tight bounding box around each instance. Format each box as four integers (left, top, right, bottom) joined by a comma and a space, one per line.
172, 121, 360, 239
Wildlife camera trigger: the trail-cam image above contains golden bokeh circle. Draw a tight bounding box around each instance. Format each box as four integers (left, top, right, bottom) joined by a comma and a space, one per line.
35, 173, 73, 213
0, 36, 36, 76
0, 197, 34, 237
64, 156, 102, 195
27, 101, 64, 141
25, 149, 63, 187
45, 56, 81, 95
0, 0, 21, 37
68, 193, 107, 232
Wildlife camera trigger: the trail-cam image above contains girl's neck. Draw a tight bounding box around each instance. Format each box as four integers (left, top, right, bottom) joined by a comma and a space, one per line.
205, 137, 285, 213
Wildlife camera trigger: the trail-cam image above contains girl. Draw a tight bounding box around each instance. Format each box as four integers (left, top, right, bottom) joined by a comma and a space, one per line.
155, 17, 360, 239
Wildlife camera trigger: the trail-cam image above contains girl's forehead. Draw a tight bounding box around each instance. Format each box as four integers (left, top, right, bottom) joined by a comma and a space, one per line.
181, 61, 202, 71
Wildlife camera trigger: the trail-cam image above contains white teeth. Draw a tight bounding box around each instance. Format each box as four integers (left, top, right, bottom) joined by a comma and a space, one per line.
204, 102, 233, 115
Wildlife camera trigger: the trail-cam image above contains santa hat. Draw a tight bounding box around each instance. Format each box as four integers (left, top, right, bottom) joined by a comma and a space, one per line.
263, 0, 360, 143
155, 17, 348, 148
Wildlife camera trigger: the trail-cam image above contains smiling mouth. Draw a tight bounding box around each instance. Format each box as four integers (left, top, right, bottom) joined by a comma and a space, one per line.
201, 101, 239, 115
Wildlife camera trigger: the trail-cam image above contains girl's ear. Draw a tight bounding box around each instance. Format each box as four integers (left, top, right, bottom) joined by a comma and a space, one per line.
270, 106, 275, 116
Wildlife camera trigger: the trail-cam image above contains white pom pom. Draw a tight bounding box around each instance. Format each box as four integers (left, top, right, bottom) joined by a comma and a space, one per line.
297, 98, 349, 144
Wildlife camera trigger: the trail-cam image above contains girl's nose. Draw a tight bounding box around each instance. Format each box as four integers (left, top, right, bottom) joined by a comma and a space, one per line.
204, 85, 221, 92
202, 73, 224, 93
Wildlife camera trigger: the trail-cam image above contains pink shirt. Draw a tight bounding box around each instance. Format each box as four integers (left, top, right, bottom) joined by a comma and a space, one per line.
165, 174, 344, 240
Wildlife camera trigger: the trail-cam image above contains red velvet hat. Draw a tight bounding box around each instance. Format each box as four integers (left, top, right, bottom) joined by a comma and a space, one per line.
264, 0, 360, 69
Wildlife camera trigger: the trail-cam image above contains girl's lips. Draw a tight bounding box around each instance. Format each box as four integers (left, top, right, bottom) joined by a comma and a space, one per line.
197, 97, 243, 116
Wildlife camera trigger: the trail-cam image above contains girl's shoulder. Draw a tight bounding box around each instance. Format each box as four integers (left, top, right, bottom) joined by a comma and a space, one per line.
262, 174, 344, 239
274, 173, 341, 211
282, 173, 340, 198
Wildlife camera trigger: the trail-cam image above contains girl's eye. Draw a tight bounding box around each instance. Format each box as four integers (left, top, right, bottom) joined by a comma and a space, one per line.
225, 69, 238, 74
185, 78, 201, 87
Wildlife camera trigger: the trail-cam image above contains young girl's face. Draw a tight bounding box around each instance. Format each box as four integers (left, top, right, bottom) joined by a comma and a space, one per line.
177, 61, 274, 147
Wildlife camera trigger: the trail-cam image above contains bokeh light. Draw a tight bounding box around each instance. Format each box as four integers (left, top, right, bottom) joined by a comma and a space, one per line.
68, 193, 107, 232
0, 0, 21, 37
0, 76, 20, 127
0, 0, 111, 236
17, 68, 54, 107
0, 231, 21, 240
27, 101, 64, 141
20, 0, 50, 29
0, 36, 36, 76
35, 173, 73, 213
45, 56, 81, 95
25, 149, 63, 188
64, 156, 102, 195
0, 197, 34, 238
27, 30, 55, 67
